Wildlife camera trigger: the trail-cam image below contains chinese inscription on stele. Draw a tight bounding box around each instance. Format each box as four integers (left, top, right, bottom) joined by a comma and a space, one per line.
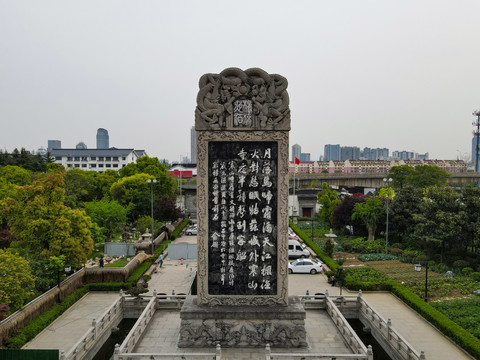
208, 142, 277, 295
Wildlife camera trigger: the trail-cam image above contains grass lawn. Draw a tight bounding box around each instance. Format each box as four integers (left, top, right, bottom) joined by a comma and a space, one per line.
367, 260, 444, 282
105, 258, 129, 267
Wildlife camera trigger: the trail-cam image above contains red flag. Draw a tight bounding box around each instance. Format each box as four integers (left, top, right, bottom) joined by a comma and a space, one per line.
294, 157, 300, 165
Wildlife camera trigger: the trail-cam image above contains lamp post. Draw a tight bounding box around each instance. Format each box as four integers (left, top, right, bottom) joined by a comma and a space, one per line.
383, 177, 393, 251
147, 178, 157, 254
414, 262, 429, 302
57, 263, 71, 303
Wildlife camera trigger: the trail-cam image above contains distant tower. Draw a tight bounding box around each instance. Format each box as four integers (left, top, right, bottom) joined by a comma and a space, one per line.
47, 140, 61, 152
324, 144, 341, 161
76, 142, 87, 149
96, 128, 109, 149
191, 126, 197, 164
292, 144, 301, 161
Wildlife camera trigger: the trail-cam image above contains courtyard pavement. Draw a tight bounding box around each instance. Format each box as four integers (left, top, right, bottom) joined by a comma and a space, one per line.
22, 233, 474, 359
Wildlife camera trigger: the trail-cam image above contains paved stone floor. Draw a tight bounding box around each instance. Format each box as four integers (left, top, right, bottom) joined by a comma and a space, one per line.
133, 308, 351, 359
23, 292, 120, 353
22, 233, 475, 359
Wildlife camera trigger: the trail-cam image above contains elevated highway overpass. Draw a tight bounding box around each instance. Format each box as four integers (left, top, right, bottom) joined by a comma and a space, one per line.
291, 172, 480, 189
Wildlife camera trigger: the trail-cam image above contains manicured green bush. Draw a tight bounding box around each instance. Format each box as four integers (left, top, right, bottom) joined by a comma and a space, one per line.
289, 221, 339, 271
357, 253, 397, 262
453, 259, 470, 270
462, 267, 474, 276
88, 282, 126, 291
390, 282, 480, 359
6, 287, 89, 348
170, 218, 190, 240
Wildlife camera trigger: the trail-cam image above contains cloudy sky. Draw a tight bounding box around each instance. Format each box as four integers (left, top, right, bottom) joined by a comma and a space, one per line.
1, 0, 479, 162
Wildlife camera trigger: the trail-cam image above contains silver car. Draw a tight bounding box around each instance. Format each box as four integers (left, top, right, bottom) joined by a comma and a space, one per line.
288, 259, 323, 274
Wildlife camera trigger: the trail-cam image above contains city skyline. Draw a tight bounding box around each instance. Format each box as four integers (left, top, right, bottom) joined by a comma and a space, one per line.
1, 1, 479, 162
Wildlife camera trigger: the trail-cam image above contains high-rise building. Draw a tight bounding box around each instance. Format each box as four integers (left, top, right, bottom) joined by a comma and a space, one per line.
292, 144, 301, 161
300, 153, 311, 162
48, 140, 61, 152
96, 128, 109, 149
392, 150, 415, 160
361, 147, 389, 160
324, 144, 341, 161
191, 126, 197, 164
76, 142, 87, 149
341, 146, 360, 160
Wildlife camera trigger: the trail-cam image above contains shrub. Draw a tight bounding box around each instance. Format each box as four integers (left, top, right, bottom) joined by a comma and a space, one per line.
416, 254, 429, 262
170, 218, 190, 240
390, 248, 403, 256
373, 245, 384, 253
462, 267, 474, 276
471, 272, 480, 282
391, 242, 404, 250
453, 260, 470, 270
289, 221, 339, 271
324, 239, 334, 257
358, 253, 397, 262
6, 287, 89, 348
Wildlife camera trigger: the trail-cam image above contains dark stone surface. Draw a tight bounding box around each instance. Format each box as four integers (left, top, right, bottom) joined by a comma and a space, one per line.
207, 141, 278, 296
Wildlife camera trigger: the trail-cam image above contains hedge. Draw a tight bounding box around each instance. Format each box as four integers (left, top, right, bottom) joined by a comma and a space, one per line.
170, 218, 190, 240
289, 221, 339, 271
289, 221, 480, 359
6, 287, 89, 348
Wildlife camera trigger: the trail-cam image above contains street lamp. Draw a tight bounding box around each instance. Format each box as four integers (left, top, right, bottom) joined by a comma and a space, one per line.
414, 262, 429, 302
383, 177, 393, 251
57, 263, 71, 303
147, 178, 157, 254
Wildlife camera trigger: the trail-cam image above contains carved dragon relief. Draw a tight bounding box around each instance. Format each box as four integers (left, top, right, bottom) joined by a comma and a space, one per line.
178, 318, 307, 348
196, 131, 289, 306
195, 68, 291, 131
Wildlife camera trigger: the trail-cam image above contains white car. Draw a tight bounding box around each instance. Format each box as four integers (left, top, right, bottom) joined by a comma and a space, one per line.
288, 259, 323, 274
186, 226, 197, 235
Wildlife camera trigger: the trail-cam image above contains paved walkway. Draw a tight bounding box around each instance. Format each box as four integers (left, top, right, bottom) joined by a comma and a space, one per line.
23, 292, 120, 353
22, 232, 474, 359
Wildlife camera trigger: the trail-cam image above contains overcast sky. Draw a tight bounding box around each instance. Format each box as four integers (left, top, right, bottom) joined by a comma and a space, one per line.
1, 1, 479, 162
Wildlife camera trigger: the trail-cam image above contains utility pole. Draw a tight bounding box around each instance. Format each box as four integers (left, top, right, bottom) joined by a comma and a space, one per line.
473, 110, 480, 187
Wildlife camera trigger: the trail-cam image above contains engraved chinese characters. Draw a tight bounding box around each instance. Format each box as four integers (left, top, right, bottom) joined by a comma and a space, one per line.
208, 142, 277, 295
233, 100, 253, 127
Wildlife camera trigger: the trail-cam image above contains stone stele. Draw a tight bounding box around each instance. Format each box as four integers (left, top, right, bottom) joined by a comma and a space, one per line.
179, 68, 306, 348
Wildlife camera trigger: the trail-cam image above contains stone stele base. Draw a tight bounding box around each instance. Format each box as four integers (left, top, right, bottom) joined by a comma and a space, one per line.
178, 296, 307, 348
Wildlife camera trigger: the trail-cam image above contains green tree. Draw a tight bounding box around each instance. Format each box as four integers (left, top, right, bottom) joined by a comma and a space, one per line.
389, 185, 423, 244
388, 165, 415, 190
64, 169, 101, 208
84, 199, 127, 241
460, 186, 480, 253
1, 174, 93, 268
0, 249, 36, 310
316, 182, 340, 227
388, 165, 450, 191
110, 172, 176, 221
413, 186, 465, 262
97, 170, 120, 198
46, 163, 66, 174
352, 197, 384, 240
0, 165, 31, 186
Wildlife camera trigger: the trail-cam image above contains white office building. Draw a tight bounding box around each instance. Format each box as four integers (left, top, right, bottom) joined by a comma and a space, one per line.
51, 148, 146, 172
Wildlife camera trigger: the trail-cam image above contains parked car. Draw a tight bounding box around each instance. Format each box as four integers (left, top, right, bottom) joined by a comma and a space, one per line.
288, 239, 310, 259
288, 259, 323, 274
186, 225, 197, 235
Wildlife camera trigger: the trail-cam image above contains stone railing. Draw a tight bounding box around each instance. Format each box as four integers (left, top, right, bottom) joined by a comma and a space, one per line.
118, 295, 157, 355
326, 296, 369, 356
357, 295, 425, 360
62, 294, 124, 360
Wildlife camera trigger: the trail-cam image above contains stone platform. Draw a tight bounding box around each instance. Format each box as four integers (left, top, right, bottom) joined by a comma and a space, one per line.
178, 296, 307, 348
